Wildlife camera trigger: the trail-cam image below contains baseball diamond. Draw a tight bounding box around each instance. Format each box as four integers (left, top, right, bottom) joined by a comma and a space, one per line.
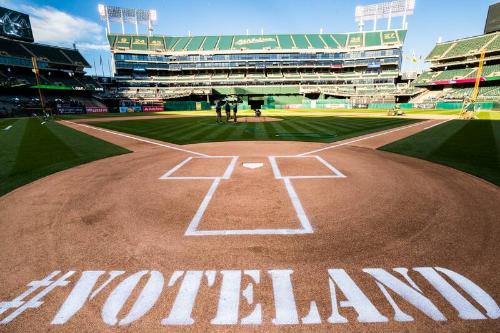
1, 1, 500, 333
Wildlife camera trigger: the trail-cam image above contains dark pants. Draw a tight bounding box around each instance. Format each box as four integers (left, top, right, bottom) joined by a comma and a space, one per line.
216, 112, 222, 122
226, 112, 230, 122
234, 112, 237, 122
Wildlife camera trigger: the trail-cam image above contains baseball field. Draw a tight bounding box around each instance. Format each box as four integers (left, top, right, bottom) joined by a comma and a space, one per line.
0, 109, 499, 332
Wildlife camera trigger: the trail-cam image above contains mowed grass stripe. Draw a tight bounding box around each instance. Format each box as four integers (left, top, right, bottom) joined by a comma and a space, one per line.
92, 116, 419, 145
0, 119, 130, 196
380, 120, 500, 186
0, 119, 26, 179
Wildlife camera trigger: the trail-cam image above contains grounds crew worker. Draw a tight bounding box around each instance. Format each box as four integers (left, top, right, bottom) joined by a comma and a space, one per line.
225, 102, 231, 123
233, 102, 238, 123
215, 101, 222, 123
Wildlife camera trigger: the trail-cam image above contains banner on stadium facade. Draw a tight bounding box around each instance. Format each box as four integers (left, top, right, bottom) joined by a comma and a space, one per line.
119, 106, 142, 113
431, 78, 485, 86
85, 107, 108, 113
56, 106, 85, 114
142, 105, 164, 112
414, 103, 436, 109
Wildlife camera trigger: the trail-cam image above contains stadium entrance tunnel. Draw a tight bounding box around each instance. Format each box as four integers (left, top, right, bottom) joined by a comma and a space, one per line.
248, 98, 264, 110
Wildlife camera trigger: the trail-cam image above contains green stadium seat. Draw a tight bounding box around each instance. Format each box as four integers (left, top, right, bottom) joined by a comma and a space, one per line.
307, 35, 327, 49
277, 35, 295, 49
485, 34, 500, 52
321, 34, 340, 48
331, 34, 347, 47
217, 36, 234, 50
173, 37, 191, 51
365, 32, 381, 47
481, 63, 500, 77
442, 34, 496, 59
26, 44, 72, 64
426, 43, 453, 60
291, 35, 310, 49
433, 68, 475, 81
202, 36, 219, 51
107, 35, 117, 48
186, 36, 205, 51
397, 30, 407, 43
165, 37, 180, 50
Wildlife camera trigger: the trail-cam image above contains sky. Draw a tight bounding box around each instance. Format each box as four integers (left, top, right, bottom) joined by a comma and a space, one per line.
0, 0, 497, 75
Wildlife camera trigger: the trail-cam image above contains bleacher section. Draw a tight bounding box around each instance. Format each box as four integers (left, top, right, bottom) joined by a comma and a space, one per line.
110, 28, 409, 101
0, 37, 100, 91
411, 30, 500, 104
108, 29, 407, 52
425, 32, 499, 62
0, 37, 91, 67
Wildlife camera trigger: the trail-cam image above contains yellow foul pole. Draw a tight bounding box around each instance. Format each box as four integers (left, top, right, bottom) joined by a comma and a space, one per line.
31, 56, 47, 115
471, 50, 486, 102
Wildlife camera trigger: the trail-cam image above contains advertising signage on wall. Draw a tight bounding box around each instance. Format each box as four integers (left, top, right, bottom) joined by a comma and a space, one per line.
0, 7, 34, 42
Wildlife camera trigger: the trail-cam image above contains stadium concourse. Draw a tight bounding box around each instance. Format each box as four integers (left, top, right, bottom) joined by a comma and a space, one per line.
0, 114, 499, 332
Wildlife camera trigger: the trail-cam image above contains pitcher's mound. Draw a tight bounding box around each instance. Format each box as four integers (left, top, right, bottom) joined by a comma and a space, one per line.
240, 116, 283, 123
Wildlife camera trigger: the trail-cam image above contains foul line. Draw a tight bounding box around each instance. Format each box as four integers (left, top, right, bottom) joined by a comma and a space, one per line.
63, 120, 209, 157
296, 119, 435, 156
423, 119, 453, 130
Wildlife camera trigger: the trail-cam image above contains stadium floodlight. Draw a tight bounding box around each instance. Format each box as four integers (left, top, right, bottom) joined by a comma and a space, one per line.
97, 4, 158, 35
355, 0, 416, 31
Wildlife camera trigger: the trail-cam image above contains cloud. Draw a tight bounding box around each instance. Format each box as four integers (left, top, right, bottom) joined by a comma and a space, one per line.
0, 1, 104, 47
19, 4, 104, 46
76, 43, 110, 51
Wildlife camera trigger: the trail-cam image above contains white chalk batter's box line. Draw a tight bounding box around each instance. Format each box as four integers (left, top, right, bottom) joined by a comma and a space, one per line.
159, 156, 238, 180
159, 155, 346, 236
268, 156, 346, 179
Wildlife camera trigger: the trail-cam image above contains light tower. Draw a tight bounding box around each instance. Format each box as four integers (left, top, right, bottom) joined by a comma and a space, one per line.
355, 0, 416, 31
98, 4, 157, 35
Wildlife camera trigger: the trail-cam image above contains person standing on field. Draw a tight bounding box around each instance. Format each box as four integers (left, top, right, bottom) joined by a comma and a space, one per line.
225, 102, 231, 123
215, 101, 222, 123
233, 102, 238, 123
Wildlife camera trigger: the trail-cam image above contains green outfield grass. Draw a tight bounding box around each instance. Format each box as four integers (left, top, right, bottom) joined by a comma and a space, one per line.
0, 118, 130, 196
380, 119, 500, 186
92, 115, 420, 145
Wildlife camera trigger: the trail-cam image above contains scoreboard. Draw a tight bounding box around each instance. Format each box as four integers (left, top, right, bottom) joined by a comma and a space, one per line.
485, 2, 500, 34
0, 7, 34, 42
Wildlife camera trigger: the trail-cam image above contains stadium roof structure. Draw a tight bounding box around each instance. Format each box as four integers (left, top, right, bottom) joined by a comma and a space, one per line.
0, 36, 90, 68
108, 29, 407, 54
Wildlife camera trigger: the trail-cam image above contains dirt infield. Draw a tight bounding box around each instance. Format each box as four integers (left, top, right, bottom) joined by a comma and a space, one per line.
0, 119, 498, 332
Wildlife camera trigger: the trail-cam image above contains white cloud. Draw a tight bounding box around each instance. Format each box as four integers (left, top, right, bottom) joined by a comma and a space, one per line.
76, 43, 110, 51
0, 1, 104, 47
19, 4, 103, 46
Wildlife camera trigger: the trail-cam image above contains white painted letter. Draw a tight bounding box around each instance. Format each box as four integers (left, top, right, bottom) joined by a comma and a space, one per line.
162, 271, 215, 325
363, 268, 446, 321
327, 269, 387, 323
101, 271, 164, 326
211, 270, 262, 325
269, 270, 299, 325
52, 271, 125, 325
416, 267, 500, 320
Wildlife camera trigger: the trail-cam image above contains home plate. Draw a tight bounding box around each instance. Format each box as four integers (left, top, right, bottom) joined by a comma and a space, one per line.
243, 162, 264, 169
